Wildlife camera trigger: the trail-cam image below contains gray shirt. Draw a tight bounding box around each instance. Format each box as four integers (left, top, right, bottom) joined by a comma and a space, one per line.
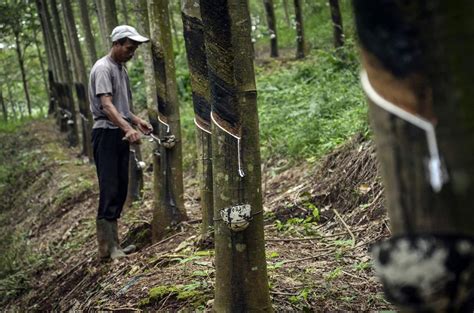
89, 55, 133, 129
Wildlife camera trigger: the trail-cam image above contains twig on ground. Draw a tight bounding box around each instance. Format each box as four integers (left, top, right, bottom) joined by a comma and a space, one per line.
270, 290, 299, 296
332, 208, 356, 248
145, 231, 184, 251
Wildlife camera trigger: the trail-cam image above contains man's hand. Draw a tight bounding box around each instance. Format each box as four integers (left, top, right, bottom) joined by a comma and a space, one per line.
136, 118, 153, 135
124, 128, 141, 143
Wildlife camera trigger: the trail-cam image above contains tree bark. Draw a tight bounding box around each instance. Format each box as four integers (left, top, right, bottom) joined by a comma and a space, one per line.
94, 0, 109, 53
328, 0, 344, 49
181, 0, 214, 240
354, 1, 474, 311
14, 32, 32, 117
78, 0, 98, 66
33, 27, 49, 103
1, 89, 7, 122
168, 1, 181, 53
102, 0, 119, 37
293, 0, 306, 59
148, 0, 187, 241
61, 0, 93, 160
200, 0, 272, 311
263, 0, 279, 57
37, 0, 61, 84
40, 0, 62, 122
135, 0, 157, 110
50, 0, 79, 146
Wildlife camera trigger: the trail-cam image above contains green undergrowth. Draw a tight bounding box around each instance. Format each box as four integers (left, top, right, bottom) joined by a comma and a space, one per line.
0, 120, 95, 305
256, 42, 369, 162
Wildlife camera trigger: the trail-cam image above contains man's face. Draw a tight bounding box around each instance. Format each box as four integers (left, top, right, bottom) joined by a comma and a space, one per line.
114, 39, 140, 63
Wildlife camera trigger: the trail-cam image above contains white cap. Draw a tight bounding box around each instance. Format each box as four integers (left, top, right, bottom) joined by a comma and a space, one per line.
110, 25, 149, 43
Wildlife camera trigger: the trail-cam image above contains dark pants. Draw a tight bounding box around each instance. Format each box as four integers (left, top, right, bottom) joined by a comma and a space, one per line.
92, 128, 130, 220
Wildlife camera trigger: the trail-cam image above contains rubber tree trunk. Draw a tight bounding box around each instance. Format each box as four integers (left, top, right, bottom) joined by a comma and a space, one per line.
135, 0, 157, 110
14, 32, 32, 117
293, 0, 306, 59
61, 0, 94, 160
94, 0, 109, 53
181, 0, 214, 240
354, 1, 474, 311
169, 1, 181, 54
101, 0, 119, 37
148, 0, 187, 242
200, 1, 272, 311
329, 0, 344, 49
41, 0, 62, 122
1, 90, 7, 122
36, 0, 61, 120
50, 0, 79, 146
36, 0, 58, 118
78, 0, 98, 66
33, 27, 49, 104
263, 0, 279, 58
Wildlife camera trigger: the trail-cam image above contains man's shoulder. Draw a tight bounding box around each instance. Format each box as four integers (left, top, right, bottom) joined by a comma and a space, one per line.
91, 56, 113, 74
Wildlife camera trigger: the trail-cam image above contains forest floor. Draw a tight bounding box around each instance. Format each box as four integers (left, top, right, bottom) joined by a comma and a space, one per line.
0, 118, 394, 311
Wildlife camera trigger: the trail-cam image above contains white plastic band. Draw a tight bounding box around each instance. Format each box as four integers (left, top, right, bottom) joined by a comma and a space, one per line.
360, 70, 447, 192
157, 114, 170, 133
211, 111, 245, 177
194, 117, 212, 135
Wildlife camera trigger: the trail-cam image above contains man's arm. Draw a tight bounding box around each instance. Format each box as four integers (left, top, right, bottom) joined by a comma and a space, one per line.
100, 95, 141, 143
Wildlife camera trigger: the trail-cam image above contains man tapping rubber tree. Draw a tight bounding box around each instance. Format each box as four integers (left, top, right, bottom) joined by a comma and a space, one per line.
88, 25, 153, 261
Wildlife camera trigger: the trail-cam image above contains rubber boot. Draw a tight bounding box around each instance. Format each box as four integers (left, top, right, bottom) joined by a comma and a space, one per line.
111, 220, 136, 255
96, 219, 126, 260
96, 219, 110, 260
105, 220, 126, 260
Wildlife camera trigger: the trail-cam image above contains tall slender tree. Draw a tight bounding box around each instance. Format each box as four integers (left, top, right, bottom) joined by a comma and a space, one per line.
13, 27, 32, 116
1, 89, 7, 122
36, 0, 61, 120
61, 0, 93, 160
328, 0, 344, 49
101, 0, 119, 35
354, 1, 474, 311
78, 0, 98, 66
201, 0, 272, 310
94, 0, 109, 53
32, 26, 49, 102
293, 0, 306, 59
263, 0, 279, 57
148, 0, 187, 241
135, 0, 156, 111
50, 0, 79, 146
181, 0, 214, 241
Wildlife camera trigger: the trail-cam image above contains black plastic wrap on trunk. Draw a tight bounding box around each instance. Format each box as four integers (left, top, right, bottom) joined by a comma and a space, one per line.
201, 0, 240, 129
182, 13, 211, 125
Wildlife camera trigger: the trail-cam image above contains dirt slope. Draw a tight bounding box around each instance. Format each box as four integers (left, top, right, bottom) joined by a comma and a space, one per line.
0, 119, 393, 311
